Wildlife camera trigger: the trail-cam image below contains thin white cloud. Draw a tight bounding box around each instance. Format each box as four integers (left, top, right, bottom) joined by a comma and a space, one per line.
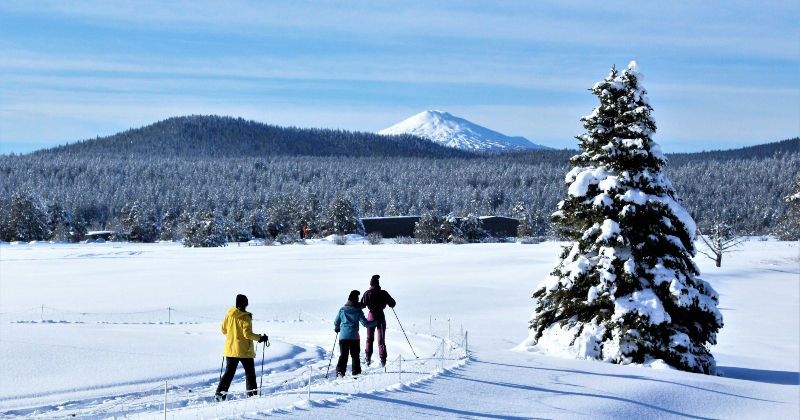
2, 0, 797, 59
0, 51, 592, 91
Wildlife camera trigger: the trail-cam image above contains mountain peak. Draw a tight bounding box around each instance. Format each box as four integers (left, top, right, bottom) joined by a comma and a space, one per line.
378, 110, 550, 151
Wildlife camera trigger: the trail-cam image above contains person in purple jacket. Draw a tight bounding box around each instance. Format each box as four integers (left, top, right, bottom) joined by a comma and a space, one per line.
360, 274, 396, 366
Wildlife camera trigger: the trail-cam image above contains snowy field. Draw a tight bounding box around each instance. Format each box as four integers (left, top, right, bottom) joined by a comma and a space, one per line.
1, 238, 797, 419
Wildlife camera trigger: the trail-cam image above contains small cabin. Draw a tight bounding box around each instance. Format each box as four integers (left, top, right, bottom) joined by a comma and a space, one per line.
361, 216, 420, 238
86, 231, 114, 241
478, 216, 519, 238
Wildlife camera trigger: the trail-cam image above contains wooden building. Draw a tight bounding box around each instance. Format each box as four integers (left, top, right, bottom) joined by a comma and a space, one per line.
361, 216, 420, 238
477, 216, 519, 238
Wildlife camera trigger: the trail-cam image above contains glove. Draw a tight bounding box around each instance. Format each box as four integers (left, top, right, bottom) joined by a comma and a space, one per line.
258, 335, 269, 343
334, 328, 340, 333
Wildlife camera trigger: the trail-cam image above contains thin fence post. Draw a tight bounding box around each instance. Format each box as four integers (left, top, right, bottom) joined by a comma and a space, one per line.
299, 309, 302, 322
465, 331, 468, 354
399, 356, 402, 384
429, 315, 432, 336
40, 305, 43, 322
448, 319, 451, 341
164, 380, 167, 420
168, 307, 171, 324
308, 365, 312, 401
440, 339, 445, 371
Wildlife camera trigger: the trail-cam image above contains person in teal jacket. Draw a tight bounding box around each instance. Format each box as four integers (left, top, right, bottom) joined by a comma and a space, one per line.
334, 290, 379, 377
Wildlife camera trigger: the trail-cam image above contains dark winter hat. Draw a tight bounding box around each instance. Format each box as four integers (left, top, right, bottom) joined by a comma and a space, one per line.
370, 275, 380, 286
348, 290, 360, 303
236, 294, 248, 309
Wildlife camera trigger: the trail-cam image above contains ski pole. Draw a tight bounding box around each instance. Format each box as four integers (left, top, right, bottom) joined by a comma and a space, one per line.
392, 308, 418, 358
219, 356, 224, 382
325, 332, 339, 379
259, 342, 266, 396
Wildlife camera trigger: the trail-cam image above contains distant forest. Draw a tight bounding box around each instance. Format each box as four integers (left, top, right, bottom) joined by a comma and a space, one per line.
1, 115, 797, 240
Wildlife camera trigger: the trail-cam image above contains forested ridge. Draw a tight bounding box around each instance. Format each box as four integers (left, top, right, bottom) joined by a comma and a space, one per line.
1, 115, 797, 239
28, 115, 472, 159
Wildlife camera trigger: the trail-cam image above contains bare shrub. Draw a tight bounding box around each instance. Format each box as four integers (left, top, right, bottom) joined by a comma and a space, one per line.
333, 234, 348, 245
394, 236, 415, 244
518, 236, 540, 244
449, 234, 466, 244
249, 236, 274, 246
367, 232, 383, 245
277, 232, 305, 245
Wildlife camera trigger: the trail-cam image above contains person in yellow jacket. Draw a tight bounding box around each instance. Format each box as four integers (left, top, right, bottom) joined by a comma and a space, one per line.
215, 294, 268, 401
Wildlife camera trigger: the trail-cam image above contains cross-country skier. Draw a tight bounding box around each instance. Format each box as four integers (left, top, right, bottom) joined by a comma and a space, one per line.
334, 290, 379, 377
360, 275, 396, 367
215, 294, 269, 401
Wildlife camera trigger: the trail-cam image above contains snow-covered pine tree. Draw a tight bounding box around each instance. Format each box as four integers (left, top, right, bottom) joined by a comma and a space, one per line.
384, 202, 400, 217
513, 202, 536, 238
121, 202, 159, 243
525, 62, 723, 374
159, 209, 180, 241
467, 191, 481, 215
459, 213, 487, 243
182, 211, 226, 247
139, 210, 159, 242
247, 209, 268, 239
224, 216, 251, 242
107, 218, 125, 242
10, 190, 50, 242
512, 202, 527, 220
517, 214, 533, 238
223, 205, 252, 242
298, 193, 323, 236
68, 218, 87, 243
0, 200, 12, 242
46, 195, 71, 241
774, 174, 800, 241
530, 210, 550, 238
265, 195, 299, 236
361, 197, 377, 218
442, 213, 463, 243
326, 194, 365, 235
414, 211, 445, 243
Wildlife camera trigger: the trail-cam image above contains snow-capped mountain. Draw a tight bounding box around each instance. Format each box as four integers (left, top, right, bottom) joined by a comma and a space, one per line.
378, 110, 550, 151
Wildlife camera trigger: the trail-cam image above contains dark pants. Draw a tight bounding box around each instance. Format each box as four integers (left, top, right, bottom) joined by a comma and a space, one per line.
366, 315, 387, 363
216, 357, 257, 399
336, 339, 361, 376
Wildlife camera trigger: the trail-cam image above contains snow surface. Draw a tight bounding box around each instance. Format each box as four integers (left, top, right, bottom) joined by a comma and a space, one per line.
0, 239, 797, 418
378, 110, 550, 151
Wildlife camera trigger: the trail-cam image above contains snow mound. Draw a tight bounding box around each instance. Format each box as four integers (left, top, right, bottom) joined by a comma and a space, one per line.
379, 110, 550, 151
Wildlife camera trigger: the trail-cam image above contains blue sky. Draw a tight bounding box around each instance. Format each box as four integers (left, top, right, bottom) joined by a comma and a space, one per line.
1, 0, 797, 154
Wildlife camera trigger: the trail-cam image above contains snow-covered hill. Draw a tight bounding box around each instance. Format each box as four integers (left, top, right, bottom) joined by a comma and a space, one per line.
379, 110, 550, 151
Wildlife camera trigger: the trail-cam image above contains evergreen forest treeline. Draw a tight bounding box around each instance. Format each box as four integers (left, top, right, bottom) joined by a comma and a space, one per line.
1, 115, 797, 241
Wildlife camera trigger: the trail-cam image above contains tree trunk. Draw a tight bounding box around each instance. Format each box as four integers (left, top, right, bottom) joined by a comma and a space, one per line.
715, 253, 722, 267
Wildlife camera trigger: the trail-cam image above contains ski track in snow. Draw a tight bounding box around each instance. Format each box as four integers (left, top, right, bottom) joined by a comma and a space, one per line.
0, 240, 797, 419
